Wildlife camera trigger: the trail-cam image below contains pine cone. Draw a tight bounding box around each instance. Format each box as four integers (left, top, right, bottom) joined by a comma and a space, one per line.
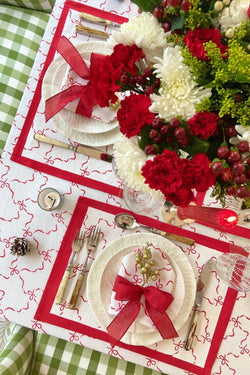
10, 237, 30, 256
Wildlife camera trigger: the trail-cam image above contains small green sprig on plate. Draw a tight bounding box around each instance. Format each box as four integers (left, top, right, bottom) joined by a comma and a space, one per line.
135, 242, 160, 286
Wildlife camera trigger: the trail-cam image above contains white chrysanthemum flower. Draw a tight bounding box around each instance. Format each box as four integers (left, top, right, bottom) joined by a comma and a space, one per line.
107, 12, 167, 63
230, 125, 250, 144
113, 136, 164, 199
219, 0, 250, 32
149, 46, 212, 122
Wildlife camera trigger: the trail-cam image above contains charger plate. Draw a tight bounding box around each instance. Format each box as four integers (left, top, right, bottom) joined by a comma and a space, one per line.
42, 41, 122, 146
87, 233, 196, 346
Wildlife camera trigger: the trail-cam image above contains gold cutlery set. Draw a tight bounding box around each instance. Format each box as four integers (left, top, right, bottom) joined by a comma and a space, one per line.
34, 134, 113, 163
114, 212, 194, 246
69, 226, 101, 309
76, 12, 120, 38
54, 225, 101, 309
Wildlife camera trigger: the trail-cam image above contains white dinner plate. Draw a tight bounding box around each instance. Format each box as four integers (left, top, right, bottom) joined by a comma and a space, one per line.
42, 41, 122, 146
87, 233, 196, 346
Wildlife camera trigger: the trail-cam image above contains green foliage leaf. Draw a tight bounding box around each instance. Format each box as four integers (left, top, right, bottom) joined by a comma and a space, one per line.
171, 16, 186, 31
181, 135, 209, 156
138, 125, 152, 150
205, 137, 223, 160
131, 0, 161, 13
211, 182, 227, 207
235, 73, 250, 83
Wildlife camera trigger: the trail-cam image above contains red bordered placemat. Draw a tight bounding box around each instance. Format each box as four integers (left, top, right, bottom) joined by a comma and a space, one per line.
9, 0, 250, 240
35, 196, 239, 375
10, 0, 128, 198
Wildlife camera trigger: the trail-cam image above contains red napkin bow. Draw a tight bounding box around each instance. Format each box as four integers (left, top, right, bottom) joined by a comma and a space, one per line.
45, 36, 105, 121
107, 275, 178, 345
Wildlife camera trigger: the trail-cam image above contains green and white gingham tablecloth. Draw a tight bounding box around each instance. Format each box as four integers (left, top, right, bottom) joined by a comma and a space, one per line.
0, 0, 55, 12
0, 323, 164, 375
0, 3, 51, 154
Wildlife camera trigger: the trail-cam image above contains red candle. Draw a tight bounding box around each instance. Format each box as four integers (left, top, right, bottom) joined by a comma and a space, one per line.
177, 206, 238, 228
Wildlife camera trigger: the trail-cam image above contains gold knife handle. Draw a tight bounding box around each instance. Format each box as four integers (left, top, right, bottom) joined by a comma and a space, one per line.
54, 269, 70, 304
148, 227, 194, 246
68, 254, 89, 309
34, 134, 75, 151
79, 12, 113, 26
159, 231, 194, 246
76, 25, 109, 39
68, 273, 85, 309
185, 304, 201, 350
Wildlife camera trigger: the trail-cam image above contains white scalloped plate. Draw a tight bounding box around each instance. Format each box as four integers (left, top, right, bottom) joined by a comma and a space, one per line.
87, 233, 196, 346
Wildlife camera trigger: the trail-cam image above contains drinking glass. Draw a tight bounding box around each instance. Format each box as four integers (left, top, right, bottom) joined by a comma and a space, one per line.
122, 183, 164, 216
215, 253, 250, 292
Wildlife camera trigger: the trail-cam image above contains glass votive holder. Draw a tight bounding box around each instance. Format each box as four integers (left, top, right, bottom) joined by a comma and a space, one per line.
38, 188, 61, 211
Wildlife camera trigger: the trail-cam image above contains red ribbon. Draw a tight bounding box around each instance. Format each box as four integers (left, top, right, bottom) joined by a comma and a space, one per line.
45, 36, 104, 122
107, 275, 178, 345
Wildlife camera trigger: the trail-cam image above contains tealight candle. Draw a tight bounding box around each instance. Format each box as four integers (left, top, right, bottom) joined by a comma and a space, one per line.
177, 205, 238, 228
38, 188, 61, 211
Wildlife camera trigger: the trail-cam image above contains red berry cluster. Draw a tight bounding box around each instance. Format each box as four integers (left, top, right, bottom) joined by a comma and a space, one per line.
120, 67, 160, 96
153, 0, 193, 33
211, 141, 250, 199
143, 117, 190, 155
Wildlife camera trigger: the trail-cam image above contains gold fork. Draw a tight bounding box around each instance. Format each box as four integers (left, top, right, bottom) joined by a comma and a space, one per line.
69, 225, 101, 309
54, 229, 85, 304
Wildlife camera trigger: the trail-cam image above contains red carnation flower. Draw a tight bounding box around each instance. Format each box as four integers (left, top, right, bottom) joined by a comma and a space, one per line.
141, 150, 195, 206
183, 28, 228, 61
142, 150, 185, 195
184, 154, 217, 192
187, 111, 219, 139
167, 187, 195, 208
110, 44, 145, 75
248, 4, 250, 19
117, 93, 155, 137
142, 150, 216, 207
90, 53, 122, 107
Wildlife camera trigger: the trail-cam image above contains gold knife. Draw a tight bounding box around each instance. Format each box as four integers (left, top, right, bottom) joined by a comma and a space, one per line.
75, 25, 109, 39
79, 12, 120, 29
34, 134, 113, 162
185, 259, 214, 350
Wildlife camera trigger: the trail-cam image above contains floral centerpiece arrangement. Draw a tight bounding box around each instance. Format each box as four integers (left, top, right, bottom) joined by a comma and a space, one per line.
46, 0, 250, 208
106, 0, 250, 208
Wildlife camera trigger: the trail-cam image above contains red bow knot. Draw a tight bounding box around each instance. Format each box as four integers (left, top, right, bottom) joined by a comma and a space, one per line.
107, 275, 178, 345
45, 36, 104, 121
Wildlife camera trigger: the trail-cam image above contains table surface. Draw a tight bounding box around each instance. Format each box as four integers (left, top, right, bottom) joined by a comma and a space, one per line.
0, 1, 250, 375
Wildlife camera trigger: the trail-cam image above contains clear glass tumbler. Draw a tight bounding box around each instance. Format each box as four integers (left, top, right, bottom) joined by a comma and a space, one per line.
215, 253, 250, 292
122, 183, 164, 216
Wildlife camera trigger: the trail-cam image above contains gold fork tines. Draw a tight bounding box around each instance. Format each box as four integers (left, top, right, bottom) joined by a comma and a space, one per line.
54, 229, 85, 304
69, 225, 101, 309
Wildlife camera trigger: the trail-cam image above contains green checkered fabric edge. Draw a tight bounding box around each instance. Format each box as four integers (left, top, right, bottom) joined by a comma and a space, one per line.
0, 4, 50, 155
0, 323, 34, 375
0, 0, 55, 12
31, 331, 167, 375
0, 323, 168, 375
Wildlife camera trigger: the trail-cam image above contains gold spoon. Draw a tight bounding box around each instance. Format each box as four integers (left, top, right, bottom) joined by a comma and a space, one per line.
114, 213, 194, 246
